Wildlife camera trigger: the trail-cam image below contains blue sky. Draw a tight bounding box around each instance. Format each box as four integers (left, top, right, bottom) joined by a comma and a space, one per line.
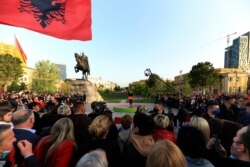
1, 0, 250, 87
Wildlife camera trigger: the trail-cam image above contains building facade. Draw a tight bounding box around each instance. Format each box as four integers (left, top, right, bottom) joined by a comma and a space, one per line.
88, 77, 116, 90
217, 68, 248, 94
20, 67, 35, 90
224, 32, 250, 72
54, 64, 67, 80
173, 68, 249, 94
0, 42, 26, 66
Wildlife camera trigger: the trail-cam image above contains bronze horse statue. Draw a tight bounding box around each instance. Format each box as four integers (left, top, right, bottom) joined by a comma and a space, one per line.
74, 53, 90, 80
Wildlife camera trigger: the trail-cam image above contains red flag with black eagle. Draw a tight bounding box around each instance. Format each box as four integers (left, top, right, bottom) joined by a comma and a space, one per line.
0, 0, 92, 41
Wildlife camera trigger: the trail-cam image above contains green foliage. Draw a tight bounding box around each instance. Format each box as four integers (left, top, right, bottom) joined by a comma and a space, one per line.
8, 82, 20, 92
146, 73, 172, 96
188, 61, 220, 92
7, 82, 27, 92
0, 54, 23, 84
114, 85, 121, 91
129, 74, 175, 98
32, 60, 60, 93
19, 82, 27, 91
181, 75, 193, 95
129, 81, 149, 97
146, 73, 161, 88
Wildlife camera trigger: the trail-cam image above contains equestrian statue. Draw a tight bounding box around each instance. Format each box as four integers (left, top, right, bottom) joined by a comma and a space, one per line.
74, 52, 90, 80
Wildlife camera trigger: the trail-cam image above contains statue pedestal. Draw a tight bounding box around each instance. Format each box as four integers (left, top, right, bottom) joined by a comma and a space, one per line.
69, 79, 103, 103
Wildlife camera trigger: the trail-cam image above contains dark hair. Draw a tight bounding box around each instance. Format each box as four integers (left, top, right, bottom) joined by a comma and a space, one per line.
207, 100, 219, 108
133, 113, 154, 136
73, 101, 84, 114
177, 126, 206, 159
121, 114, 132, 130
0, 124, 12, 143
0, 101, 11, 117
239, 125, 250, 158
27, 102, 39, 109
224, 96, 233, 101
246, 102, 250, 107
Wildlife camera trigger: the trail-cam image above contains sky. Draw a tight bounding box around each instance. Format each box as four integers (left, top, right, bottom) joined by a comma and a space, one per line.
1, 0, 250, 87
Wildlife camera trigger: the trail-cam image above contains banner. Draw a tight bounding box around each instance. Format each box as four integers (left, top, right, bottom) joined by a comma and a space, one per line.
15, 36, 27, 63
0, 0, 92, 41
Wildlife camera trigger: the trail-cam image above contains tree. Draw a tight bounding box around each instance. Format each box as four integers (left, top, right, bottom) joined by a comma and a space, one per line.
114, 85, 121, 91
32, 60, 60, 93
129, 81, 149, 97
0, 54, 23, 91
181, 75, 193, 95
8, 82, 20, 92
7, 82, 27, 92
19, 82, 27, 91
145, 73, 172, 97
188, 62, 220, 93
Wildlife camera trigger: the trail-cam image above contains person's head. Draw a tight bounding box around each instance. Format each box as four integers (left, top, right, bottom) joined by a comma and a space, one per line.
76, 149, 108, 167
50, 117, 75, 141
0, 124, 16, 158
153, 114, 170, 130
57, 104, 71, 116
133, 113, 154, 136
45, 118, 75, 163
224, 96, 235, 107
73, 101, 85, 114
146, 139, 187, 167
27, 102, 40, 112
231, 125, 250, 161
121, 114, 132, 130
0, 101, 12, 122
189, 116, 210, 142
207, 100, 220, 116
177, 126, 207, 159
12, 109, 34, 128
246, 102, 250, 112
88, 115, 112, 140
154, 102, 164, 114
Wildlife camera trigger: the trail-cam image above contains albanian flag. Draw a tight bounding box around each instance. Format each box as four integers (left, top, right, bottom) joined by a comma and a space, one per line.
0, 0, 92, 41
15, 36, 27, 63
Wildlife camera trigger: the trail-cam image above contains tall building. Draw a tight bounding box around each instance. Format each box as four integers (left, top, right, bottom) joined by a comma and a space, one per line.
224, 32, 250, 72
54, 64, 67, 80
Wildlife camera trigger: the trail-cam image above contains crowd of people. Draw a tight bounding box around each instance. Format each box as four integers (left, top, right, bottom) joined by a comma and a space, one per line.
0, 92, 250, 167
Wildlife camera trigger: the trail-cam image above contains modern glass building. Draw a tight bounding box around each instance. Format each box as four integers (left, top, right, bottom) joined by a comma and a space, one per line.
54, 64, 67, 80
224, 32, 250, 72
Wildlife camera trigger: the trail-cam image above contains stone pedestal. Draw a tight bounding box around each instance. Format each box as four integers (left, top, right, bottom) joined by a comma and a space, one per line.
69, 79, 103, 103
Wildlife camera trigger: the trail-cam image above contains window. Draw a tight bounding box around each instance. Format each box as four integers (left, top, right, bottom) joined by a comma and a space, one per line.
229, 87, 232, 93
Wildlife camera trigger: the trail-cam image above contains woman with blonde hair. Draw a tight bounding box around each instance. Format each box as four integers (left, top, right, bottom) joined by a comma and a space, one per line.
34, 118, 76, 167
57, 104, 72, 116
146, 139, 187, 167
153, 114, 176, 143
190, 116, 210, 142
77, 115, 121, 167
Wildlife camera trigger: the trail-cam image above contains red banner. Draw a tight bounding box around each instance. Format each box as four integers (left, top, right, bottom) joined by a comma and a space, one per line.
15, 36, 27, 62
0, 0, 92, 41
